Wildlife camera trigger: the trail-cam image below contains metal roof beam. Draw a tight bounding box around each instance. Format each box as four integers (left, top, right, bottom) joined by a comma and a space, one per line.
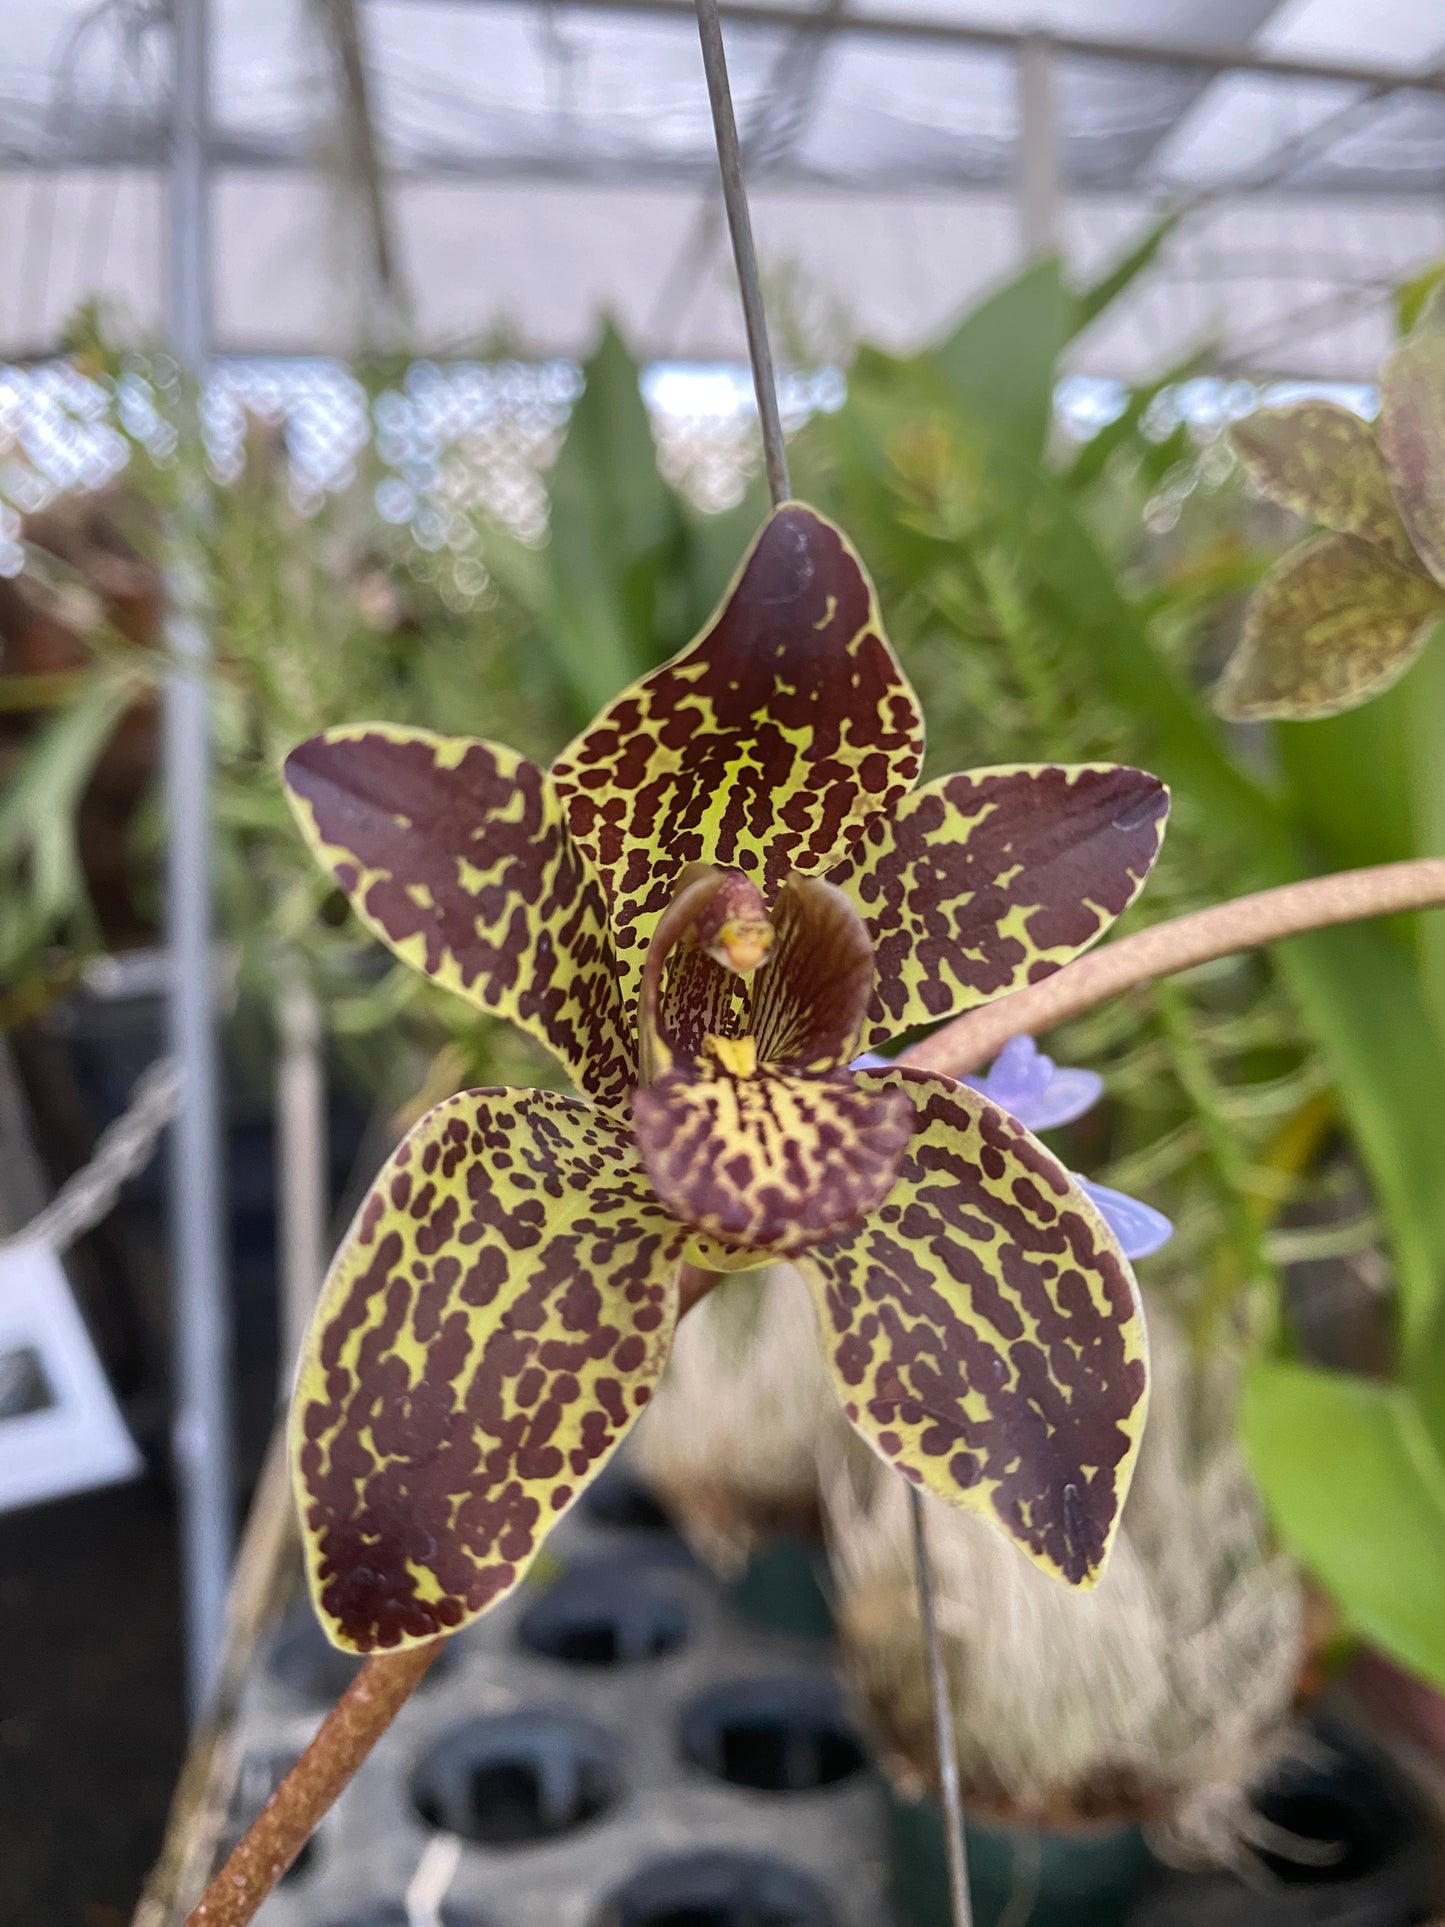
376, 0, 1445, 96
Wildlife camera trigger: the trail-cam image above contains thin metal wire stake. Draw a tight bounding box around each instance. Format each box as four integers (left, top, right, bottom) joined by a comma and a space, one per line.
692, 0, 792, 505
910, 1484, 975, 1927
690, 11, 960, 1917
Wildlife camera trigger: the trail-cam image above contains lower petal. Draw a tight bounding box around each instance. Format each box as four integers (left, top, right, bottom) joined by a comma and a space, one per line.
632, 1067, 913, 1255
799, 1068, 1148, 1587
292, 1089, 686, 1652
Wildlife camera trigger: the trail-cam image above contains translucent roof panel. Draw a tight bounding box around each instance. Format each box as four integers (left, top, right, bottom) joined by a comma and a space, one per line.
2, 0, 1445, 377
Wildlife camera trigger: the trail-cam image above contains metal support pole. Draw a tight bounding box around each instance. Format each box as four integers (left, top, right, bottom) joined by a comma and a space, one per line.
165, 0, 235, 1722
1016, 34, 1060, 261
276, 977, 328, 1392
693, 0, 792, 506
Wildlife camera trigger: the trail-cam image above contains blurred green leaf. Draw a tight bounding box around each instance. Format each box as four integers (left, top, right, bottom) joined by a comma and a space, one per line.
1062, 345, 1205, 495
1405, 638, 1445, 1038
1276, 672, 1421, 879
545, 319, 682, 720
1270, 647, 1445, 1362
0, 674, 134, 971
1243, 1361, 1445, 1689
967, 449, 1445, 1355
931, 255, 1071, 461
1068, 210, 1180, 341
1277, 919, 1445, 1361
1396, 261, 1445, 338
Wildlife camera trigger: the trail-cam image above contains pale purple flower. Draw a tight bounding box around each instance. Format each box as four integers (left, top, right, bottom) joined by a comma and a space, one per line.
961, 1033, 1103, 1132
853, 1035, 1172, 1263
1073, 1178, 1173, 1262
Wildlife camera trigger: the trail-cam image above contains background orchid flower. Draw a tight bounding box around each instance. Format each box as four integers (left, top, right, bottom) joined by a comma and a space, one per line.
282, 502, 1169, 1652
1217, 283, 1445, 720
962, 1035, 1173, 1261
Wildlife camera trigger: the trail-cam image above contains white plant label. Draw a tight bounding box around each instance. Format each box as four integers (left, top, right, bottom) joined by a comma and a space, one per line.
0, 1239, 142, 1511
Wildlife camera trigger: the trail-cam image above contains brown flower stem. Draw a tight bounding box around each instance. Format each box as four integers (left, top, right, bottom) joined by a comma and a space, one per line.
902, 858, 1445, 1081
186, 1643, 436, 1926
133, 1420, 297, 1927
189, 854, 1445, 1927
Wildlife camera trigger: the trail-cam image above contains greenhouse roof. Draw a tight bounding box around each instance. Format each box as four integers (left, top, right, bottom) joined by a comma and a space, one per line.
3, 0, 1445, 377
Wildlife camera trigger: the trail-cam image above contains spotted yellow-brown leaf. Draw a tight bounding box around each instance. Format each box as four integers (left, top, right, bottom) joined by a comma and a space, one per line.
550, 502, 925, 998
284, 726, 634, 1107
826, 765, 1168, 1051
292, 1088, 685, 1651
1232, 401, 1421, 572
1216, 532, 1444, 722
800, 1067, 1147, 1587
632, 1066, 913, 1255
1379, 280, 1445, 589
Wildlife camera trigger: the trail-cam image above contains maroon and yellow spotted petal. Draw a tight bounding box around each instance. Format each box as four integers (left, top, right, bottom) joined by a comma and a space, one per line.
550, 503, 925, 995
631, 1066, 913, 1255
826, 765, 1168, 1051
799, 1068, 1148, 1587
291, 1088, 686, 1651
284, 726, 634, 1107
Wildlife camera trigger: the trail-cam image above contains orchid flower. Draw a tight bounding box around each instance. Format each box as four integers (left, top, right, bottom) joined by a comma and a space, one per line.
1219, 284, 1445, 720
283, 503, 1169, 1652
960, 1036, 1173, 1261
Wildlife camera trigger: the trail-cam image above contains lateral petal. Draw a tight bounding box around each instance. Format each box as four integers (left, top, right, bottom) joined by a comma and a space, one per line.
550, 502, 925, 996
799, 1068, 1148, 1588
828, 764, 1168, 1049
291, 1088, 686, 1651
284, 725, 634, 1107
632, 1066, 913, 1255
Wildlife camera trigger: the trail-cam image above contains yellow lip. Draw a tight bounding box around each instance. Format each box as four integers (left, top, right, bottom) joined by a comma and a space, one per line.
702, 1032, 759, 1078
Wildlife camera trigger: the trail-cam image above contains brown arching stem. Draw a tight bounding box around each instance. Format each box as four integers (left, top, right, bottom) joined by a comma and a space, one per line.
186, 1644, 436, 1925
185, 852, 1445, 1927
902, 858, 1445, 1081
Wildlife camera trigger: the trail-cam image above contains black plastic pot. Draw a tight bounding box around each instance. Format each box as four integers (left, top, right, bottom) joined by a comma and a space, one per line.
518, 1566, 688, 1667
887, 1781, 1151, 1927
409, 1710, 620, 1847
321, 1908, 487, 1927
680, 1675, 867, 1794
1129, 1722, 1436, 1926
594, 1849, 837, 1927
727, 1535, 835, 1640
